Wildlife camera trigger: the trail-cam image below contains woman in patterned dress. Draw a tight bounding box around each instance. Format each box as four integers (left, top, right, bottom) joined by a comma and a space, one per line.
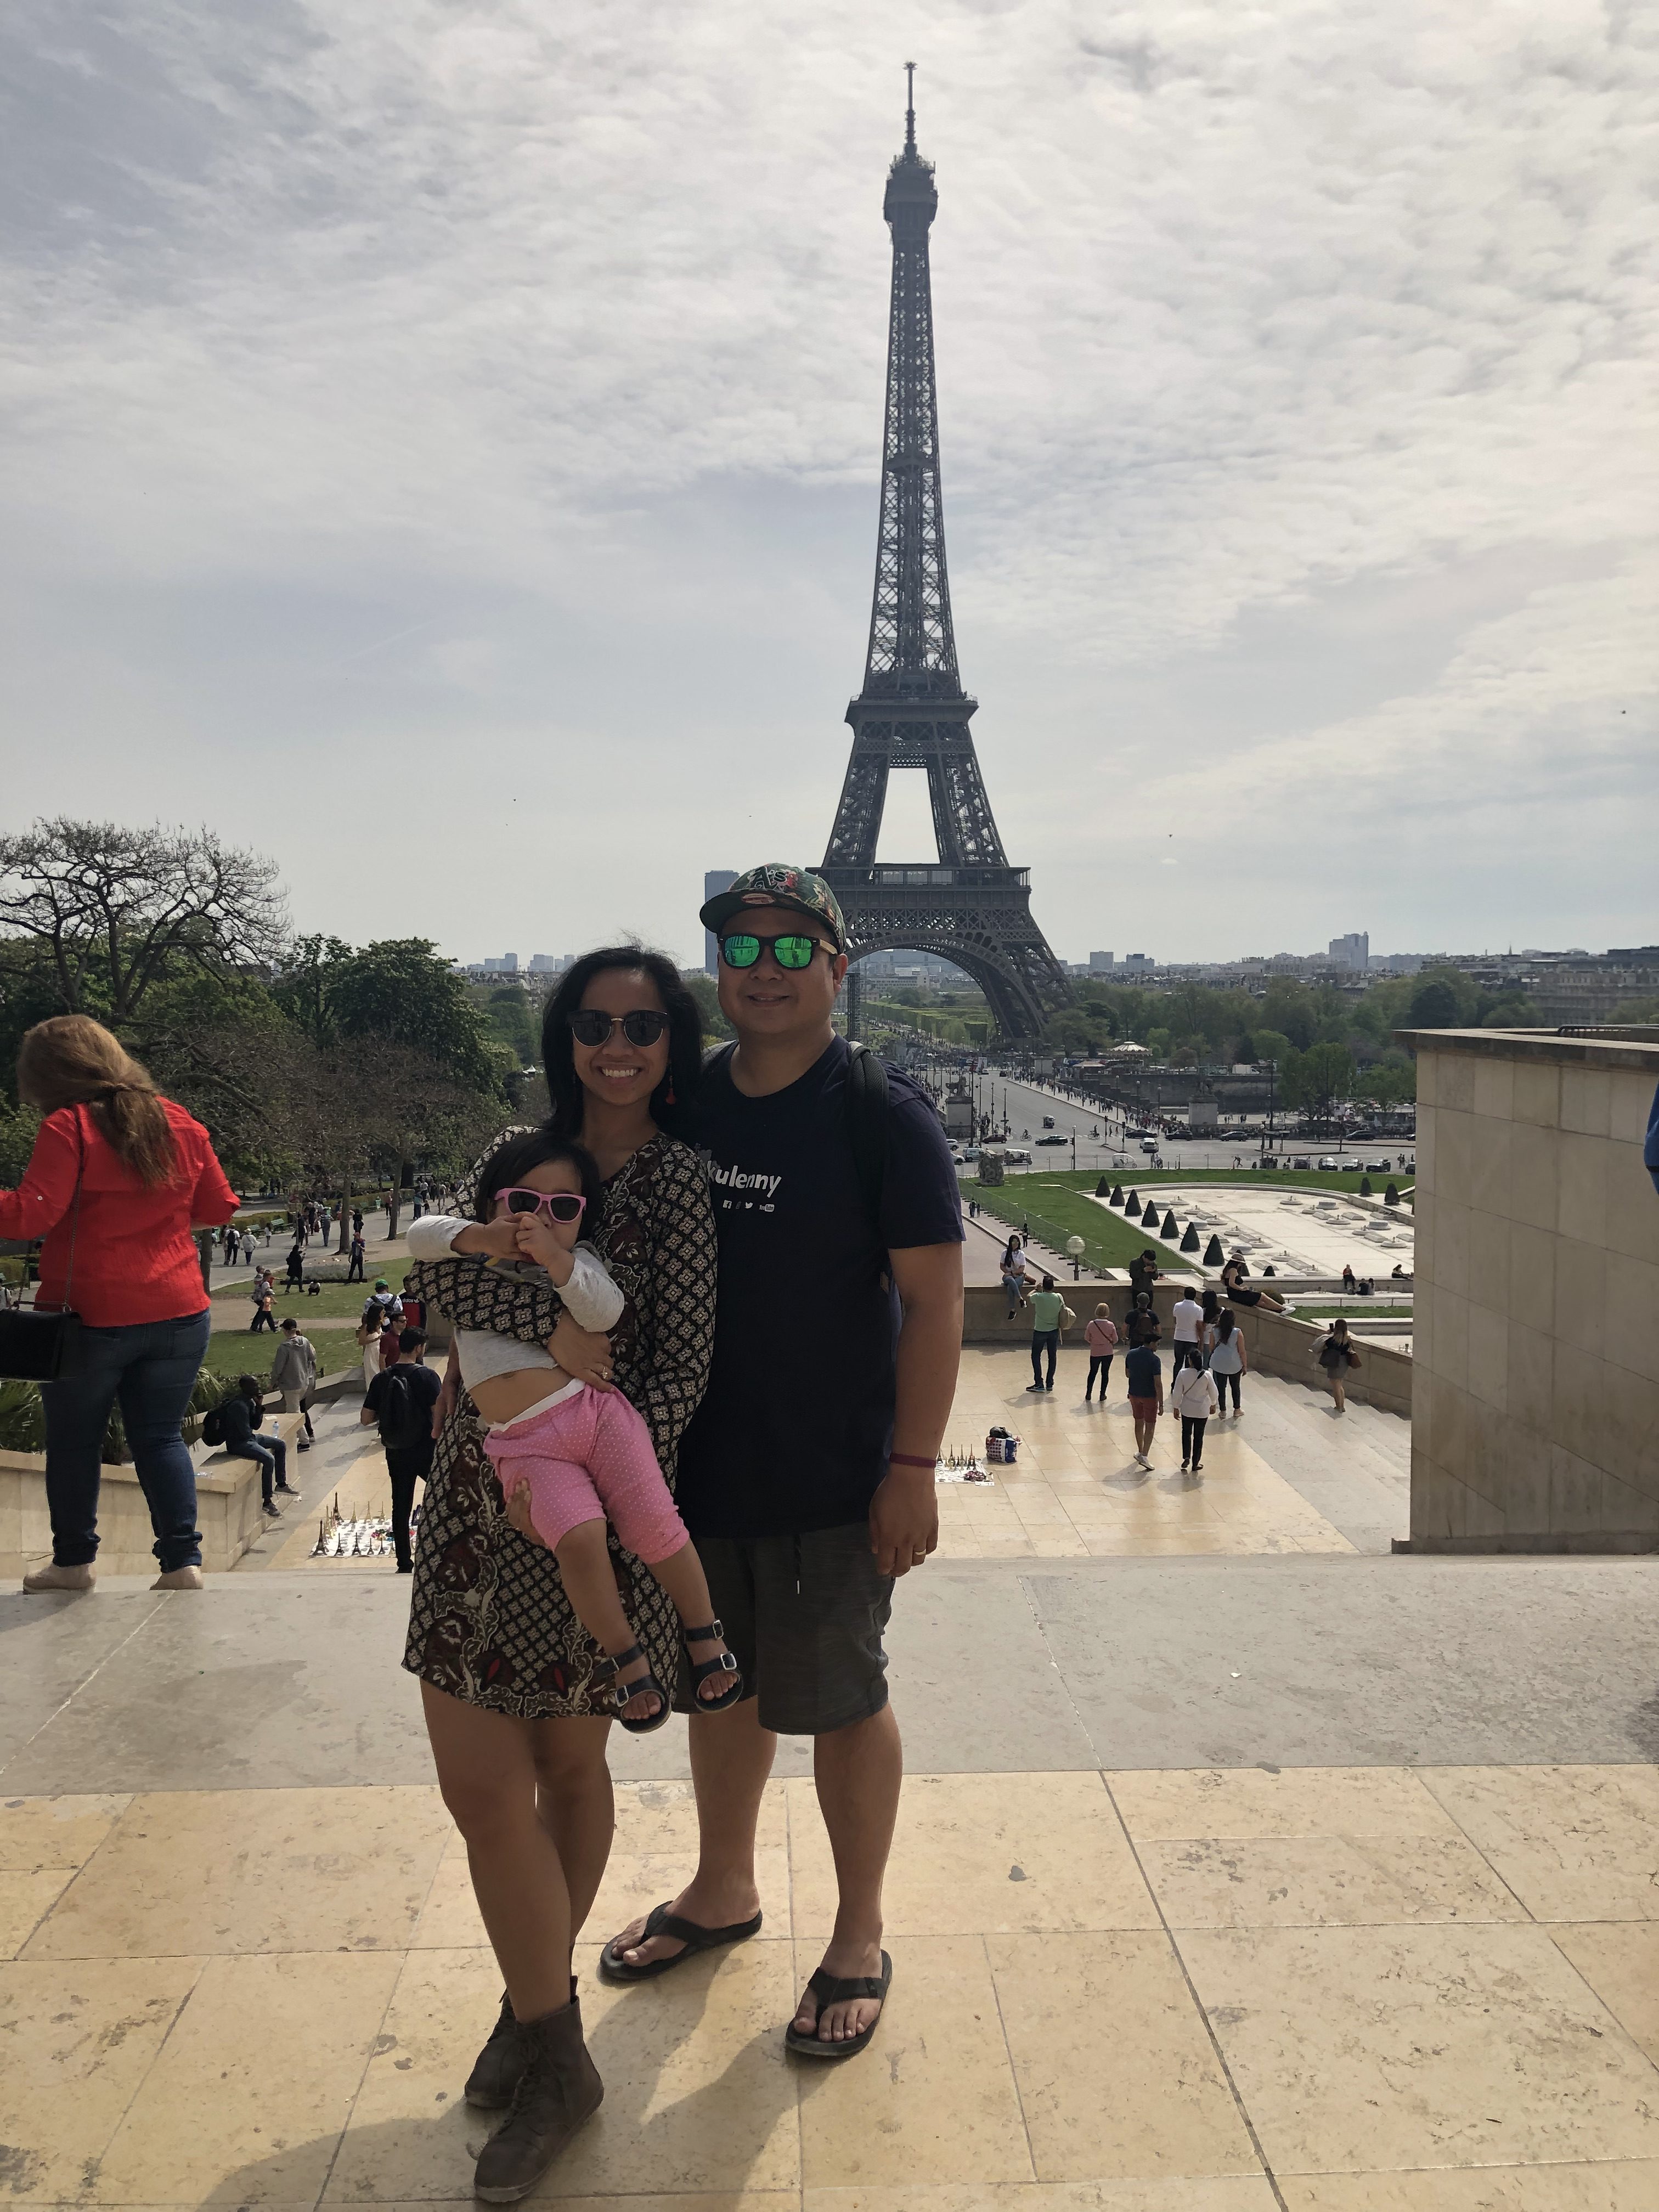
402, 947, 715, 2199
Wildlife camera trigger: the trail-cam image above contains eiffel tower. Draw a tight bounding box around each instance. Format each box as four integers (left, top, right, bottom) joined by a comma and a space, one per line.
822, 68, 1069, 1042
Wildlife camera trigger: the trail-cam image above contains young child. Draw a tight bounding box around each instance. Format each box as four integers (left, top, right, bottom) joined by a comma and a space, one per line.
406, 1131, 740, 1733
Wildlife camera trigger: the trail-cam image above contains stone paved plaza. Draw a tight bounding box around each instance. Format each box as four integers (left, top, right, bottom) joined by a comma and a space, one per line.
8, 1355, 1659, 2210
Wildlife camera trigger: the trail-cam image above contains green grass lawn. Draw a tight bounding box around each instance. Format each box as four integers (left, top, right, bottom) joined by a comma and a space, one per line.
970, 1166, 1412, 1276
211, 1265, 415, 1322
199, 1325, 364, 1388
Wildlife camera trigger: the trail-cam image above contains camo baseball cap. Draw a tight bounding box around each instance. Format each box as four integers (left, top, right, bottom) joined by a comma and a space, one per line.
699, 864, 847, 952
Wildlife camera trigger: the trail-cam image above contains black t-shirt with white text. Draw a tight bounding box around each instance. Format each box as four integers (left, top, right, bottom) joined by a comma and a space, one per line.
675, 1039, 964, 1539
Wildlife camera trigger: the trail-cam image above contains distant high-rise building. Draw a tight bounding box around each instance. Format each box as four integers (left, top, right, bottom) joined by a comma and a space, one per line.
703, 870, 738, 975
1089, 951, 1114, 972
1123, 952, 1153, 974
1328, 932, 1369, 971
527, 953, 572, 977
481, 954, 519, 975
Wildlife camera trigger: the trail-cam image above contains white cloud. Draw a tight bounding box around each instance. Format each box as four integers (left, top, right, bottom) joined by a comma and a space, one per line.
1, 0, 1655, 964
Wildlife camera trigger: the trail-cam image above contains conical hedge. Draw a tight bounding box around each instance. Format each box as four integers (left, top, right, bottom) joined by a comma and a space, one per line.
1109, 1184, 1125, 1206
1161, 1209, 1178, 1237
1181, 1222, 1200, 1251
1203, 1233, 1224, 1266
1095, 1177, 1110, 1197
1359, 1175, 1373, 1197
1384, 1183, 1400, 1206
1142, 1199, 1160, 1224
1124, 1189, 1139, 1212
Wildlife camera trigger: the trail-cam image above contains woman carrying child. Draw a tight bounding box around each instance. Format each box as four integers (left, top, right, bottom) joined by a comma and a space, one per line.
402, 949, 718, 2205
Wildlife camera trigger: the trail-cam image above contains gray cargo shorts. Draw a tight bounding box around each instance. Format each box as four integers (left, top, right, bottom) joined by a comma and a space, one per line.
674, 1522, 895, 1737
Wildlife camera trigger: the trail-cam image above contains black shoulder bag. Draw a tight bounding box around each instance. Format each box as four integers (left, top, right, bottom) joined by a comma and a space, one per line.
0, 1110, 86, 1381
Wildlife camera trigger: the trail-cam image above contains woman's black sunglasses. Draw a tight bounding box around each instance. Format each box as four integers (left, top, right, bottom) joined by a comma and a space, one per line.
567, 1009, 670, 1048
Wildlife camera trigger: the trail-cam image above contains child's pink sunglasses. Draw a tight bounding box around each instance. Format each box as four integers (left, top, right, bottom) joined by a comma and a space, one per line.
495, 1187, 586, 1224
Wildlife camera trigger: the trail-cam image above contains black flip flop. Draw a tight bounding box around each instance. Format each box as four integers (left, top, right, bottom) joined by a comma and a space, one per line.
784, 1949, 893, 2061
597, 1899, 764, 1984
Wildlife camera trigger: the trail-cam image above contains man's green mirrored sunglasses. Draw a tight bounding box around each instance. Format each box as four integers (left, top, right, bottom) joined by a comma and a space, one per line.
719, 932, 829, 970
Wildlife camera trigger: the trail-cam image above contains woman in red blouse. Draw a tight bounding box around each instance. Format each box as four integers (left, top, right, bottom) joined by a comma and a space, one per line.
1, 1017, 240, 1593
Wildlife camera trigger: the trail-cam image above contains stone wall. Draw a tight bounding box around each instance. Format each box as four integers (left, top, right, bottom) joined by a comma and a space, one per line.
2, 1408, 310, 1579
1402, 1027, 1659, 1551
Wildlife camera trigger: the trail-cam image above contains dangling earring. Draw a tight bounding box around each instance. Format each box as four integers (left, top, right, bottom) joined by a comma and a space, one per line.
664, 1077, 676, 1106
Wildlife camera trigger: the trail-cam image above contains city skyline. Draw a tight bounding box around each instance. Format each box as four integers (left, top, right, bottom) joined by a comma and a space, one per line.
4, 5, 1654, 964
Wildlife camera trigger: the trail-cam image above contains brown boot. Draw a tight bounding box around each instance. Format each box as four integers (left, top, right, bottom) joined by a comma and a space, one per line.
472, 1997, 602, 2203
464, 1991, 526, 2110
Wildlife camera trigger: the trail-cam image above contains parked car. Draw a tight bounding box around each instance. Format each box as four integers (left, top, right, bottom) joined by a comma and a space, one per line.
1002, 1147, 1032, 1164
1291, 1155, 1312, 1169
1139, 1136, 1160, 1153
1037, 1133, 1068, 1146
961, 1145, 980, 1161
1316, 1156, 1341, 1171
1362, 1158, 1391, 1172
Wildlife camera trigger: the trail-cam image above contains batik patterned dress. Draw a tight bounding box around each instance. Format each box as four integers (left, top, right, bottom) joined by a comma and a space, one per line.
402, 1131, 716, 1719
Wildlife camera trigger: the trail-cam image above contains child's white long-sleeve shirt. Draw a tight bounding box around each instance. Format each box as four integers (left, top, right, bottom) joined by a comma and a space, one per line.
405, 1214, 624, 1389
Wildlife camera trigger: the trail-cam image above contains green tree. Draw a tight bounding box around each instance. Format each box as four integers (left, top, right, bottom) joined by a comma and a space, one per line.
327, 939, 498, 1092
686, 973, 733, 1041
1408, 978, 1462, 1029
1291, 1041, 1355, 1132
270, 934, 353, 1046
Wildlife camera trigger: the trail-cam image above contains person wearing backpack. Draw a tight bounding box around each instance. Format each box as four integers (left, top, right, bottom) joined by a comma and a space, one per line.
600, 865, 963, 2066
360, 1326, 441, 1572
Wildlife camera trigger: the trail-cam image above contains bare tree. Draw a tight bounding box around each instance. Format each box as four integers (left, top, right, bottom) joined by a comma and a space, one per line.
0, 819, 287, 1022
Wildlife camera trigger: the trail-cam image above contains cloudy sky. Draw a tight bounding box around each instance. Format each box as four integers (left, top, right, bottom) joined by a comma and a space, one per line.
3, 0, 1655, 969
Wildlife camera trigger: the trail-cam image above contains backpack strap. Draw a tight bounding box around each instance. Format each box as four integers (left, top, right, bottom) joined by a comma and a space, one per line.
844, 1042, 890, 1232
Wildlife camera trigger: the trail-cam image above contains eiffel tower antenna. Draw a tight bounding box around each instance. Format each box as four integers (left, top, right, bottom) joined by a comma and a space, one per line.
821, 72, 1069, 1041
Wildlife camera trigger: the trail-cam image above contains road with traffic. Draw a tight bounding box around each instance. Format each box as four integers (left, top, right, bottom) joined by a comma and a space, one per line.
917, 1064, 1410, 1178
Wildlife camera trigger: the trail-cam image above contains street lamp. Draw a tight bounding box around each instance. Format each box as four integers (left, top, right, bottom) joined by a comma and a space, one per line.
1066, 1234, 1085, 1282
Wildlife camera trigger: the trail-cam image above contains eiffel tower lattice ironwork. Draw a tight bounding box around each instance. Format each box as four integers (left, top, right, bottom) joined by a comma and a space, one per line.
822, 68, 1069, 1042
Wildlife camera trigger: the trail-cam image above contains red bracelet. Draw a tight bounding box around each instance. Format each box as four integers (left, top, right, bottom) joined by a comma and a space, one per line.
888, 1451, 936, 1470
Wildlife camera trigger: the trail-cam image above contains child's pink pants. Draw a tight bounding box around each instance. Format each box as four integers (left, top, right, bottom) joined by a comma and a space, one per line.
482, 1383, 688, 1562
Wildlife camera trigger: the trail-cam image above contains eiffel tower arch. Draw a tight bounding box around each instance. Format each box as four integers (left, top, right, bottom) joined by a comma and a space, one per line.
821, 70, 1069, 1043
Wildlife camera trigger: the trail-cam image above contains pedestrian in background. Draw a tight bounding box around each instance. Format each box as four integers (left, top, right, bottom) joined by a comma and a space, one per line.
1208, 1309, 1247, 1414
270, 1315, 318, 1452
1124, 1338, 1163, 1469
1315, 1317, 1359, 1413
1084, 1303, 1118, 1401
1000, 1234, 1029, 1317
1170, 1285, 1203, 1366
1025, 1273, 1063, 1392
2, 1015, 239, 1594
1170, 1350, 1218, 1473
360, 1325, 439, 1572
1125, 1290, 1161, 1355
218, 1373, 294, 1516
248, 1285, 278, 1334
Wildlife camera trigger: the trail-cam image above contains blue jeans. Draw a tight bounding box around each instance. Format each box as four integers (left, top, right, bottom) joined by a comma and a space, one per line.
39, 1308, 211, 1571
228, 1435, 286, 1503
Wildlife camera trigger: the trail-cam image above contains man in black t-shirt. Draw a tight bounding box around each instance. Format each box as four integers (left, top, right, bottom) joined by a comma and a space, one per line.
601, 865, 964, 2061
360, 1327, 441, 1573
